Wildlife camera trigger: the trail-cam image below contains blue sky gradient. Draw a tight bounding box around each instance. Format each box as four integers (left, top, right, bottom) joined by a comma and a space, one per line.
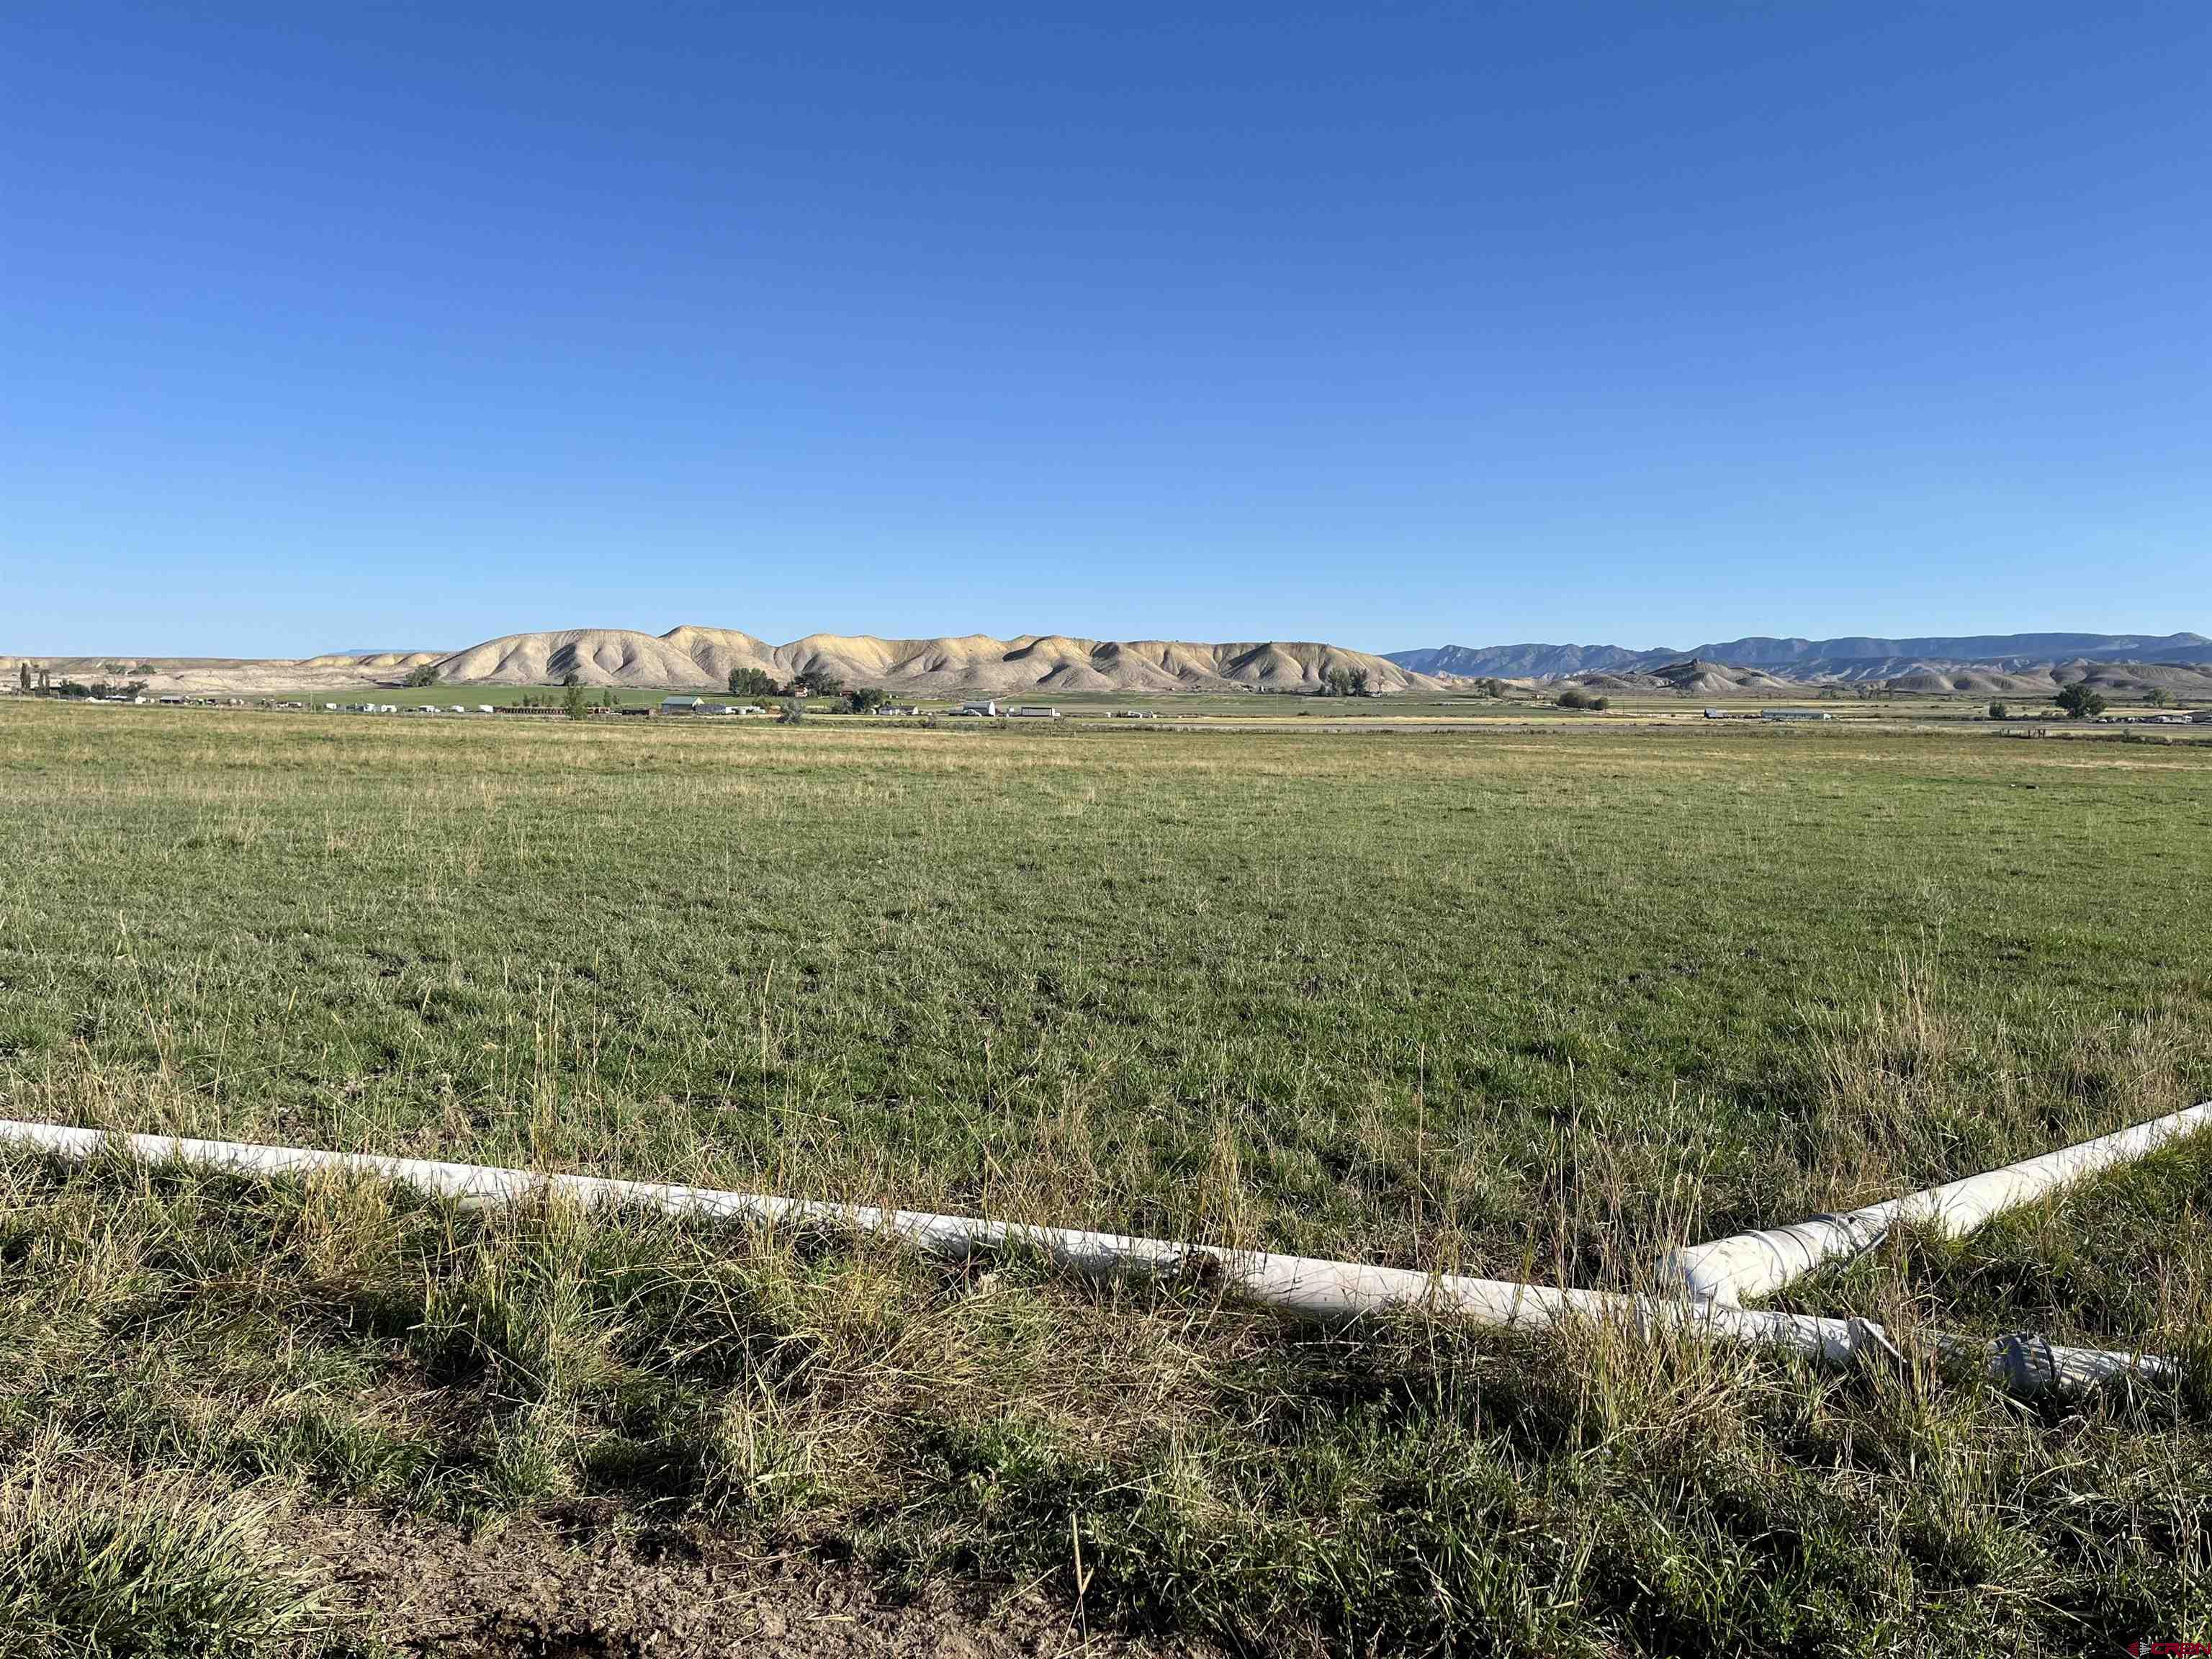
4, 3, 2206, 655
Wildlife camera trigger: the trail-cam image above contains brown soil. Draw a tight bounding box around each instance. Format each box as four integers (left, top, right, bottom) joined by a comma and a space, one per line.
293, 1503, 1218, 1659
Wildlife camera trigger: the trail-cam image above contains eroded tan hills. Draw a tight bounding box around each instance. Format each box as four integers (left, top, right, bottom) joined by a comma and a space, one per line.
2, 626, 1446, 696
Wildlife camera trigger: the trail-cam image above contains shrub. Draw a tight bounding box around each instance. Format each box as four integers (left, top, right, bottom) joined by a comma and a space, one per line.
404, 665, 441, 688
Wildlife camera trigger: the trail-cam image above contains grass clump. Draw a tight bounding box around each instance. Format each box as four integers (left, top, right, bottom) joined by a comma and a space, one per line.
0, 1464, 325, 1659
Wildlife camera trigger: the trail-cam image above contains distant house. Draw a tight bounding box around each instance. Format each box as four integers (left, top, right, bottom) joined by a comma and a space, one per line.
1011, 706, 1061, 719
1760, 709, 1832, 721
661, 696, 705, 714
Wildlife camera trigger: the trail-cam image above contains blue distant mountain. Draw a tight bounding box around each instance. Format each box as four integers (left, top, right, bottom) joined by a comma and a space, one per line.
1386, 632, 2212, 680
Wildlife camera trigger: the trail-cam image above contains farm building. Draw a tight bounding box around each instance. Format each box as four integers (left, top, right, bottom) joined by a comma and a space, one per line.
1760, 709, 1832, 721
660, 696, 705, 714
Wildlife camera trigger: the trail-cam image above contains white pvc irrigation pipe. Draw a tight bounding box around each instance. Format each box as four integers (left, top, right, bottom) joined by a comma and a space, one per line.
0, 1119, 2172, 1397
1663, 1101, 2212, 1305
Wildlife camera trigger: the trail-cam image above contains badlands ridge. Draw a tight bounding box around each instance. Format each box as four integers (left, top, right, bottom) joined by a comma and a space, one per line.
4, 627, 1441, 696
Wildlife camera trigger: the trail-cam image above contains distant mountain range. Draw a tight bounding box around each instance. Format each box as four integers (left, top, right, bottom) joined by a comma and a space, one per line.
1387, 632, 2212, 682
15, 627, 2210, 700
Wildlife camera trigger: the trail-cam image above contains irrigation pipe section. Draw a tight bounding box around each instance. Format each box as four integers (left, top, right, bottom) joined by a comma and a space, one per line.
1, 1111, 2202, 1399
1663, 1100, 2212, 1305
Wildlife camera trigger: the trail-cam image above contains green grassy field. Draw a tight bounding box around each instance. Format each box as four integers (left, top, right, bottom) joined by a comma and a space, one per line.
2, 702, 2208, 1655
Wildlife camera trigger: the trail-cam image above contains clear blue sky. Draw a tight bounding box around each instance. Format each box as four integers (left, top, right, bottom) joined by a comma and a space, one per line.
4, 3, 2206, 656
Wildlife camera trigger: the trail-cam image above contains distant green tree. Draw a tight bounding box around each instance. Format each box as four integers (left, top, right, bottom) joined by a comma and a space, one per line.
792, 667, 845, 698
1987, 701, 2009, 721
1348, 667, 1372, 698
2145, 687, 2170, 708
563, 682, 588, 720
728, 667, 781, 698
845, 686, 892, 714
2054, 683, 2106, 719
1316, 667, 1356, 698
778, 698, 806, 724
15, 663, 27, 693
1556, 687, 1594, 709
403, 664, 441, 688
559, 670, 583, 688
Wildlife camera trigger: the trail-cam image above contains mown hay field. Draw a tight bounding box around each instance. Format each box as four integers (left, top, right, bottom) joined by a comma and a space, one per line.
1, 701, 2208, 1656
